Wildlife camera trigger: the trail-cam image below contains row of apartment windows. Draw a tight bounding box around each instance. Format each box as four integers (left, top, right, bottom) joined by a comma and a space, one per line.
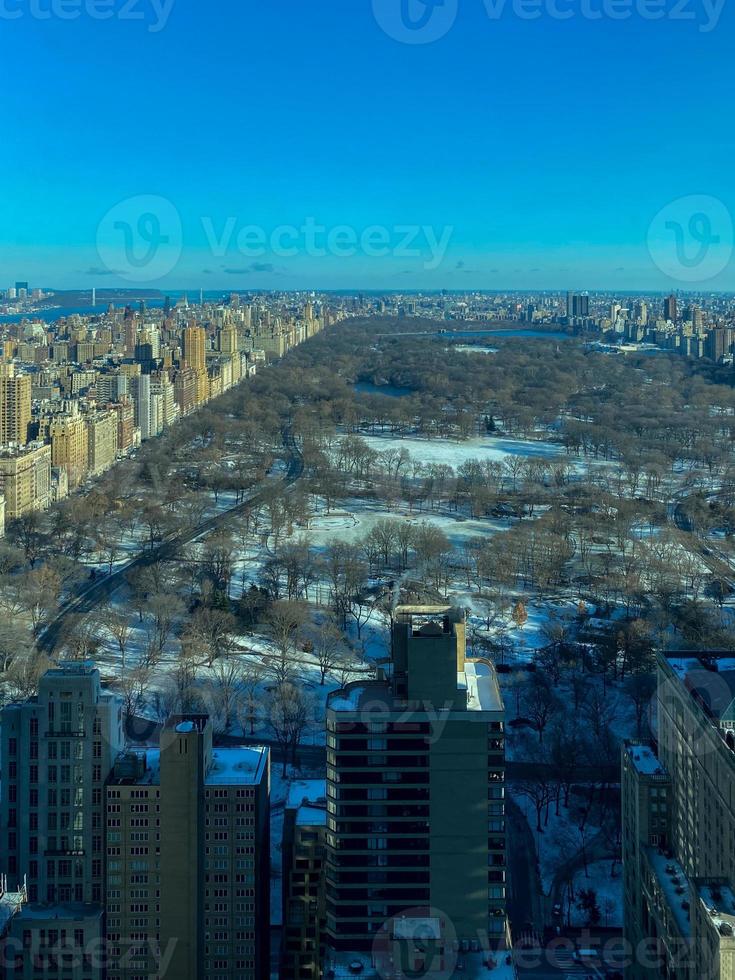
207, 788, 255, 798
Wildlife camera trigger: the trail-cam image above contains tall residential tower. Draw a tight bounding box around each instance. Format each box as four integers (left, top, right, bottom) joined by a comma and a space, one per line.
324, 606, 508, 969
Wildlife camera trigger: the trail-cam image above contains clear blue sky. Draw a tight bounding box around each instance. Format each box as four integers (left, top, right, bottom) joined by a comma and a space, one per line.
1, 0, 733, 290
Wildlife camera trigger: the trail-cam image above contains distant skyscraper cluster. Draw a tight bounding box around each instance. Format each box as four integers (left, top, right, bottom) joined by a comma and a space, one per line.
0, 296, 336, 536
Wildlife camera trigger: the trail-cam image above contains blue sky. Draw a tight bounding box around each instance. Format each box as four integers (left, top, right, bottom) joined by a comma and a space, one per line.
1, 0, 733, 290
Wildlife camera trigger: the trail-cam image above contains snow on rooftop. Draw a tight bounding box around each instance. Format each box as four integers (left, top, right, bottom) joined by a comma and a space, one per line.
667, 657, 703, 675
12, 903, 103, 922
326, 948, 516, 980
627, 744, 666, 776
205, 746, 268, 785
0, 891, 25, 934
463, 660, 503, 712
286, 778, 326, 811
296, 804, 328, 827
329, 686, 366, 712
697, 882, 735, 938
644, 848, 693, 939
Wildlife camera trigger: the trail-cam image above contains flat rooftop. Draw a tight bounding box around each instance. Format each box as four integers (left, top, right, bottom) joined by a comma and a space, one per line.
643, 847, 692, 939
663, 652, 735, 733
395, 604, 464, 631
46, 660, 97, 673
286, 778, 326, 811
205, 745, 269, 785
11, 903, 103, 924
0, 891, 25, 935
697, 881, 735, 939
461, 660, 504, 712
328, 683, 374, 713
325, 948, 515, 980
328, 662, 504, 715
626, 743, 667, 777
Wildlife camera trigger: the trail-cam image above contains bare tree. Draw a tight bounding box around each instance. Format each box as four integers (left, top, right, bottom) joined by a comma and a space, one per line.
515, 773, 554, 834
264, 600, 309, 684
623, 673, 656, 738
101, 606, 132, 674
522, 675, 559, 744
237, 663, 265, 735
205, 656, 245, 734
181, 607, 237, 669
306, 619, 347, 685
267, 682, 312, 776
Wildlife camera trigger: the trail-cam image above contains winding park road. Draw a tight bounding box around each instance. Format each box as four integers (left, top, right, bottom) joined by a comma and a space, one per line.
37, 429, 304, 656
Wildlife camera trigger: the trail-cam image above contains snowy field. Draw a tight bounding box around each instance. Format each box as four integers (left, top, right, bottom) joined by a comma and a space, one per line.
285, 496, 512, 552
358, 432, 570, 467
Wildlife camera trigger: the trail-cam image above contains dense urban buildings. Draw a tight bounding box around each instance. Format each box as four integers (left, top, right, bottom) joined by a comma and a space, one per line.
0, 667, 271, 980
0, 294, 332, 534
0, 664, 123, 977
622, 651, 735, 979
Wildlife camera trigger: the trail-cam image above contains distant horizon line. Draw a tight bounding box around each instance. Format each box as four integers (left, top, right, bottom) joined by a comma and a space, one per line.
8, 286, 735, 297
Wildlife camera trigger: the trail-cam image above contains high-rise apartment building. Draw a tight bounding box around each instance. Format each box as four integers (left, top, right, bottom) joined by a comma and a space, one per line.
174, 366, 199, 416
108, 717, 271, 980
1, 673, 271, 980
130, 374, 151, 442
0, 442, 52, 520
622, 651, 735, 980
111, 398, 136, 455
123, 313, 138, 357
156, 715, 270, 980
634, 300, 649, 325
95, 371, 128, 403
0, 363, 31, 447
282, 781, 328, 980
0, 664, 124, 904
0, 664, 123, 979
183, 324, 206, 373
566, 291, 589, 318
219, 324, 238, 356
86, 410, 118, 476
151, 374, 177, 430
704, 327, 733, 363
49, 410, 89, 488
324, 606, 508, 962
664, 294, 678, 322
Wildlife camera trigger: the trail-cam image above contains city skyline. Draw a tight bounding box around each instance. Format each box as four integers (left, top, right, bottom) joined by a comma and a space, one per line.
3, 0, 735, 976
